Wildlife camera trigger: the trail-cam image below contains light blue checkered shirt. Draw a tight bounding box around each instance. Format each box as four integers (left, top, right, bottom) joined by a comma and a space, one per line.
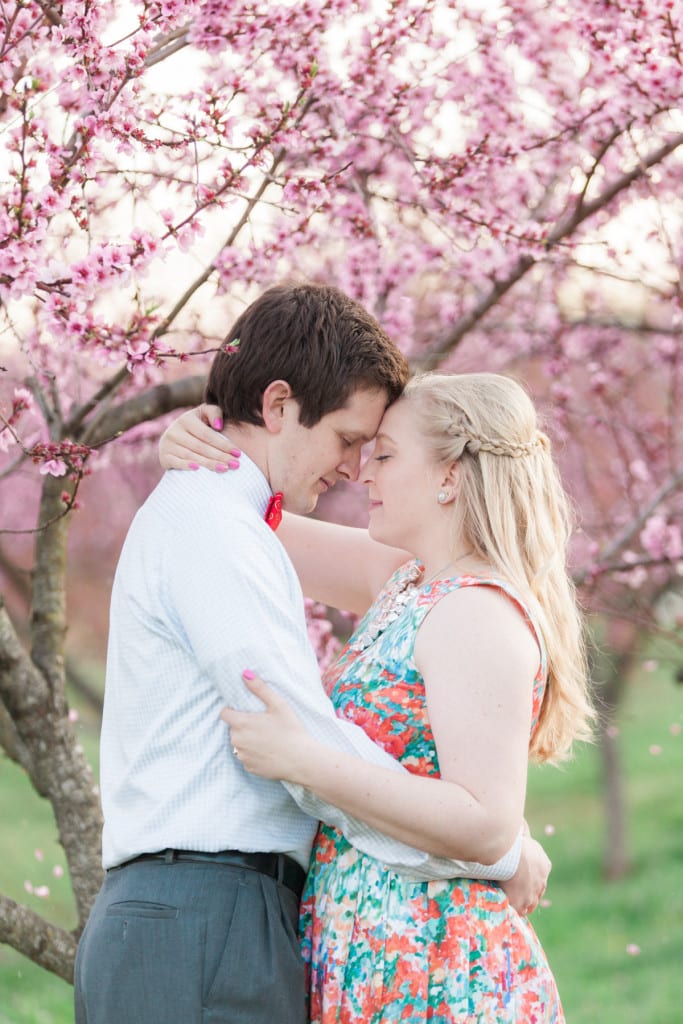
100, 456, 520, 879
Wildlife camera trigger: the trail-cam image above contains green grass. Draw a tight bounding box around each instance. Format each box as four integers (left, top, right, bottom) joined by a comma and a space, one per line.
1, 665, 681, 1023
526, 663, 683, 1024
0, 717, 98, 1024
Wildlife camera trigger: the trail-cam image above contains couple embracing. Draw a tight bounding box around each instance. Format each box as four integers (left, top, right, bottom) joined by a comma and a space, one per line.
75, 283, 592, 1023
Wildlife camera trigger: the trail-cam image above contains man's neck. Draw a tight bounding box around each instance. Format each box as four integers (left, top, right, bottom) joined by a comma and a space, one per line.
221, 423, 270, 486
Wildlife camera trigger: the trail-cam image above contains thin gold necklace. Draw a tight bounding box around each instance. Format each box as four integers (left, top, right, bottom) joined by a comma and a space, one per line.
420, 550, 474, 585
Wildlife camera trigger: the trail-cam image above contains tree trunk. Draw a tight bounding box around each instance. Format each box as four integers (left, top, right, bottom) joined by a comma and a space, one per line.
590, 636, 638, 880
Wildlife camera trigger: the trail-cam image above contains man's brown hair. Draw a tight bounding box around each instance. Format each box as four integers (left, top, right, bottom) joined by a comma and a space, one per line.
206, 283, 409, 427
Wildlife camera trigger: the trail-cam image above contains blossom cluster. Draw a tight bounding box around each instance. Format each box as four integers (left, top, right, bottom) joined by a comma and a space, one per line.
0, 0, 681, 614
29, 439, 92, 479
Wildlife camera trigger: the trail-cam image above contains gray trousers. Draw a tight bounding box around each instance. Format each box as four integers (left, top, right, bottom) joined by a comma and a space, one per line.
74, 859, 306, 1024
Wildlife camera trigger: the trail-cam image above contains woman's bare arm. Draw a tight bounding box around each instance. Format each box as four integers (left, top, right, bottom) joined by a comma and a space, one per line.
223, 586, 538, 861
159, 405, 409, 613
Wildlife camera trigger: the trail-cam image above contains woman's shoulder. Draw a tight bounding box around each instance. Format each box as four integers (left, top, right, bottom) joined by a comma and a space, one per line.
418, 570, 531, 616
416, 572, 547, 673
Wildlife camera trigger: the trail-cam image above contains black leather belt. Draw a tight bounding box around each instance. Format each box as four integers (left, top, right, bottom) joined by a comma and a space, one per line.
113, 848, 306, 899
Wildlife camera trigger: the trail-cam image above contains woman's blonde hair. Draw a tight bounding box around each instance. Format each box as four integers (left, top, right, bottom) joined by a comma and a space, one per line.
404, 372, 594, 762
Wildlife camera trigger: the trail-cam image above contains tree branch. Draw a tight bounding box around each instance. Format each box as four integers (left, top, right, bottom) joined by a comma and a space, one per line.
561, 315, 683, 335
63, 366, 131, 439
82, 374, 206, 446
418, 132, 683, 369
0, 597, 49, 723
29, 477, 69, 700
574, 465, 683, 586
0, 695, 35, 777
0, 895, 77, 983
1, 570, 104, 926
150, 151, 289, 344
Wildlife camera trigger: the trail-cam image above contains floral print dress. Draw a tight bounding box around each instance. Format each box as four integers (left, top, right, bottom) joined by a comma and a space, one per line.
299, 561, 564, 1024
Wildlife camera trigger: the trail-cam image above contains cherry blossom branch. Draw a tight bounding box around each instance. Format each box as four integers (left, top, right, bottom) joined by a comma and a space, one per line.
144, 26, 191, 68
574, 466, 683, 586
418, 132, 683, 369
32, 2, 62, 29
589, 554, 683, 577
561, 133, 683, 231
149, 94, 315, 343
561, 316, 683, 335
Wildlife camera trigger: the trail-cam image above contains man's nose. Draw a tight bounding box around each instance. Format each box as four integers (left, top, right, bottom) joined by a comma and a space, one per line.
338, 448, 362, 482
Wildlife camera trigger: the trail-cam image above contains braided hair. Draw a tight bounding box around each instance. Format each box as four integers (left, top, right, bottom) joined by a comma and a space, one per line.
404, 372, 594, 762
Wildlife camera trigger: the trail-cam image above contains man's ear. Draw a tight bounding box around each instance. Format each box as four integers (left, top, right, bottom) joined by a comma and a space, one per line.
261, 380, 293, 434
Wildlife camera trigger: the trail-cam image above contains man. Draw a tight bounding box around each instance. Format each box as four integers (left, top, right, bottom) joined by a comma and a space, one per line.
75, 283, 546, 1024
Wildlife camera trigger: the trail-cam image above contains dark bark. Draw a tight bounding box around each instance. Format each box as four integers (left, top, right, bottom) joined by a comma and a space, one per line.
589, 639, 637, 880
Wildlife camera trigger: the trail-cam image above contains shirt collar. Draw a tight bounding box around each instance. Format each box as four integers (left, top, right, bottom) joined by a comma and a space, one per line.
221, 450, 274, 520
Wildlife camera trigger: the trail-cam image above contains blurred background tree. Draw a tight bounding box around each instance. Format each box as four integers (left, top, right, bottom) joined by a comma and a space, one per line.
0, 0, 681, 991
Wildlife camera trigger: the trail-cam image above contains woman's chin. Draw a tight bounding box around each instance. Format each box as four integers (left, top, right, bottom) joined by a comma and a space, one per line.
367, 521, 396, 548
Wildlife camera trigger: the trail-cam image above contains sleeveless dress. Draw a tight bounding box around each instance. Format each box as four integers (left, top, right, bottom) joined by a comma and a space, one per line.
299, 561, 564, 1024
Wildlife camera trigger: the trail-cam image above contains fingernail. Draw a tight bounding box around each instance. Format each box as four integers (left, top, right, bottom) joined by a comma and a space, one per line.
188, 462, 199, 470
242, 669, 255, 680
228, 459, 240, 470
213, 418, 223, 430
229, 448, 241, 457
215, 463, 228, 473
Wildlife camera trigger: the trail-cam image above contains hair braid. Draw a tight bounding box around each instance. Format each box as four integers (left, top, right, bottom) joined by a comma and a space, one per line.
404, 372, 594, 763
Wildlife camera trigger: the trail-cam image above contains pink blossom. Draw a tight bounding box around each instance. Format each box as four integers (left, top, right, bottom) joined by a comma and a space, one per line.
0, 0, 681, 671
39, 459, 68, 477
641, 516, 683, 562
12, 387, 34, 412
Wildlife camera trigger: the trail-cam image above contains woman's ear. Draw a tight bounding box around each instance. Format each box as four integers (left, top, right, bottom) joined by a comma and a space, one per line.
437, 461, 460, 504
261, 380, 292, 433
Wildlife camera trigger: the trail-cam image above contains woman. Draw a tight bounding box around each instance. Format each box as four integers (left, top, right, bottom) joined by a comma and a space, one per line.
160, 372, 593, 1023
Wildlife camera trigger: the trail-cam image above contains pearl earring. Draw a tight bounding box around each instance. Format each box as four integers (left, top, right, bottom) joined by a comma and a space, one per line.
437, 491, 448, 504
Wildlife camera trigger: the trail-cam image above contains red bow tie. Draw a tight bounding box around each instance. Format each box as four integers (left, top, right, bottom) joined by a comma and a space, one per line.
264, 492, 283, 531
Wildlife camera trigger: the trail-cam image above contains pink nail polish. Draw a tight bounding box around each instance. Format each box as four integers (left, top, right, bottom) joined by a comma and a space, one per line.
228, 460, 240, 470
188, 462, 199, 470
215, 463, 228, 473
213, 418, 223, 430
242, 669, 255, 680
229, 448, 241, 457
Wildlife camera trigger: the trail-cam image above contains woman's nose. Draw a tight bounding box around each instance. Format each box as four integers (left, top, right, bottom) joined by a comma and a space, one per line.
360, 456, 373, 485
